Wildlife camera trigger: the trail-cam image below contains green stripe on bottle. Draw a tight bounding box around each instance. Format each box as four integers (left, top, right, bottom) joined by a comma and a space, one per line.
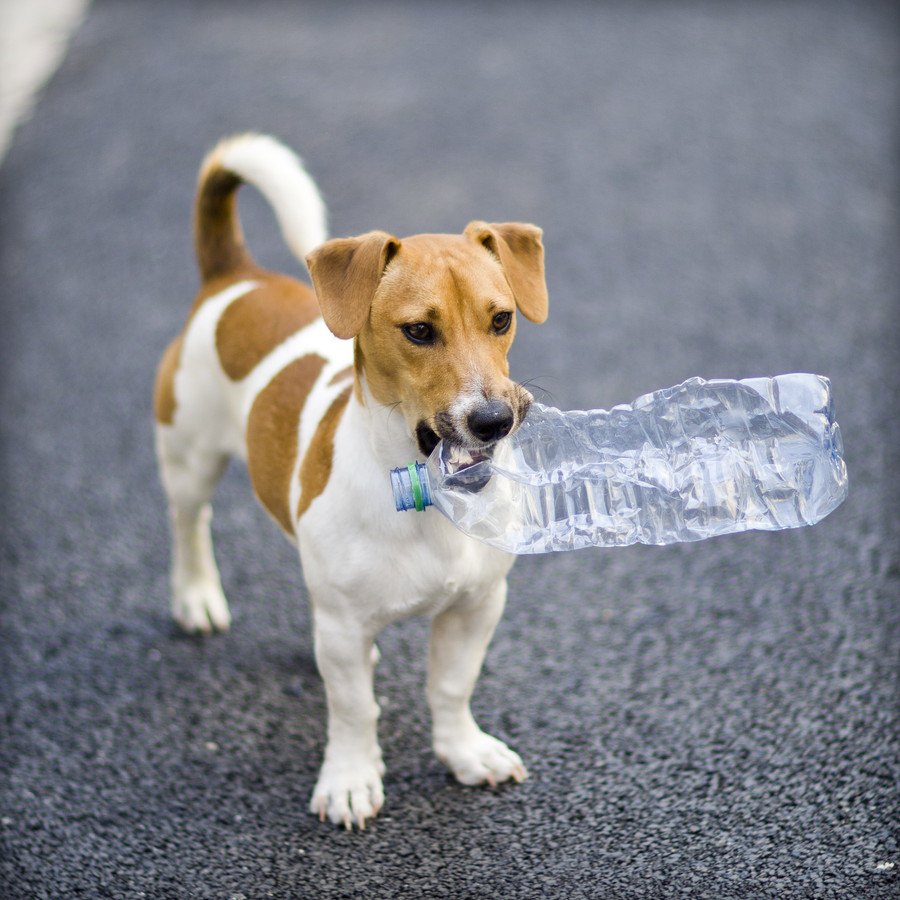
407, 462, 425, 511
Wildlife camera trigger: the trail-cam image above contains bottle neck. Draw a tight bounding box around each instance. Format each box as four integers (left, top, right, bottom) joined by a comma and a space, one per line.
390, 462, 433, 511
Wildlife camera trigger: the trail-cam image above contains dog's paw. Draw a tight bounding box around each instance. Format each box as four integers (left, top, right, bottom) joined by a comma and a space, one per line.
309, 755, 386, 831
435, 729, 528, 788
171, 576, 231, 634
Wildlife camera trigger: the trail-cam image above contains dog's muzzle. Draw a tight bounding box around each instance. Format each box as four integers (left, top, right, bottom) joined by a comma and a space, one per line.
416, 401, 515, 456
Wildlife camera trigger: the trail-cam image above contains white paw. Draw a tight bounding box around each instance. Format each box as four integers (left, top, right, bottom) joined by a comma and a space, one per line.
171, 576, 231, 634
309, 754, 386, 830
435, 729, 528, 787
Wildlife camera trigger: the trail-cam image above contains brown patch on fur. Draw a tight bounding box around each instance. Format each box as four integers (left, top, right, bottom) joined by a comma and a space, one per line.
153, 334, 184, 424
216, 275, 321, 380
154, 269, 317, 428
297, 385, 352, 519
154, 273, 257, 425
246, 354, 327, 533
190, 268, 262, 316
327, 365, 354, 386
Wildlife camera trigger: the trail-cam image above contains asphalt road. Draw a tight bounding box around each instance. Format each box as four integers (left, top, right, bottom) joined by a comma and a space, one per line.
1, 1, 898, 897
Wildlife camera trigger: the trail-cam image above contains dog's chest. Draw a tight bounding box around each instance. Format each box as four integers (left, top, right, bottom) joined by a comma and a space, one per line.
387, 515, 511, 617
355, 536, 510, 627
299, 443, 513, 626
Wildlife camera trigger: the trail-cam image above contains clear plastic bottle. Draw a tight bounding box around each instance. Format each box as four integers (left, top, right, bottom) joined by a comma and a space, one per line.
390, 374, 848, 554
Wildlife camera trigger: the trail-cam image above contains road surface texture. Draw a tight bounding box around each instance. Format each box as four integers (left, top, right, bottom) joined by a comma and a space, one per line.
1, 1, 897, 897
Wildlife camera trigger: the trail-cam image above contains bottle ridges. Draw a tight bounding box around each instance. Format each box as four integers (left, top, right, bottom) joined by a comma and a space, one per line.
393, 374, 848, 554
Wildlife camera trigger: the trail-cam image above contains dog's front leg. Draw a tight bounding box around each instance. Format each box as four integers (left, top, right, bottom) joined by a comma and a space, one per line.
309, 607, 385, 830
427, 580, 527, 787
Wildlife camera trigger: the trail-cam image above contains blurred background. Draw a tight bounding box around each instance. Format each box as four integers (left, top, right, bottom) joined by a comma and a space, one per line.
1, 1, 897, 897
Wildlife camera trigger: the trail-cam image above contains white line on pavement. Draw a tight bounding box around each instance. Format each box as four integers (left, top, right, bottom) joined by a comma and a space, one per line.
0, 0, 91, 163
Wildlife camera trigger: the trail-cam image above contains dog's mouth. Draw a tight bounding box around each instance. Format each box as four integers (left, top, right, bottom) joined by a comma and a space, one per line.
415, 421, 442, 457
415, 390, 533, 459
415, 417, 498, 460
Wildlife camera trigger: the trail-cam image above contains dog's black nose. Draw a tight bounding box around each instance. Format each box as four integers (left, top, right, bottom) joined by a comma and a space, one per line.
467, 401, 514, 443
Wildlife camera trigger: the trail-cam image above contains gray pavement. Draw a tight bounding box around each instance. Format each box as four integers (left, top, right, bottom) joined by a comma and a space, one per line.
1, 1, 898, 897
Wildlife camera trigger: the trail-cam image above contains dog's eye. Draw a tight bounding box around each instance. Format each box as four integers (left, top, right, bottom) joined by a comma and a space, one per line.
491, 311, 512, 334
401, 322, 436, 345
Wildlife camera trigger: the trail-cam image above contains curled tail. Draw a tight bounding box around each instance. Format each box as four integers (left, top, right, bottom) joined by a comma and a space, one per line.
194, 133, 328, 280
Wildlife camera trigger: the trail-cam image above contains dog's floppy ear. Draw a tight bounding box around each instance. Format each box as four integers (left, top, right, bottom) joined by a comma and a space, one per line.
306, 231, 401, 339
465, 221, 548, 323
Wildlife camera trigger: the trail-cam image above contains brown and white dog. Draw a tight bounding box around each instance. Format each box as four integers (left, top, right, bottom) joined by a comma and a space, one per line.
153, 134, 548, 829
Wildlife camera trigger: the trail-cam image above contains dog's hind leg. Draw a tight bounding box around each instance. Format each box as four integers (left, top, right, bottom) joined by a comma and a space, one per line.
156, 424, 231, 634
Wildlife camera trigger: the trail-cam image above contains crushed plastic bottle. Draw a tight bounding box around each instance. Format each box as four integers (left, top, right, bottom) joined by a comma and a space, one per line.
390, 374, 848, 554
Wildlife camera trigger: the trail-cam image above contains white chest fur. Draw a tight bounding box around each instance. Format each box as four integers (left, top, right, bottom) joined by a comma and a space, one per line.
296, 390, 514, 630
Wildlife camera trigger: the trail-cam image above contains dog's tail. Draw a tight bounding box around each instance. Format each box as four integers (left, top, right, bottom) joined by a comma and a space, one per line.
193, 133, 328, 281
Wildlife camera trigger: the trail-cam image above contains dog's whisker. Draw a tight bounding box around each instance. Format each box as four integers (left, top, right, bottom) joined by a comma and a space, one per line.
379, 399, 404, 427
517, 377, 557, 406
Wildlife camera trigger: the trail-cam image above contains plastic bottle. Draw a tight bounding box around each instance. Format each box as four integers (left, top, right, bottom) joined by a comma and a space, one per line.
390, 374, 848, 554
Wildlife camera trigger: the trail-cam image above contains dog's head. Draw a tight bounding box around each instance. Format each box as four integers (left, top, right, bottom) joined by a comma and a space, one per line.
307, 222, 548, 455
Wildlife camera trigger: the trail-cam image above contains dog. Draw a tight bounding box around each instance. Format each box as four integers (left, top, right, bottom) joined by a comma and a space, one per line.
153, 134, 549, 829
